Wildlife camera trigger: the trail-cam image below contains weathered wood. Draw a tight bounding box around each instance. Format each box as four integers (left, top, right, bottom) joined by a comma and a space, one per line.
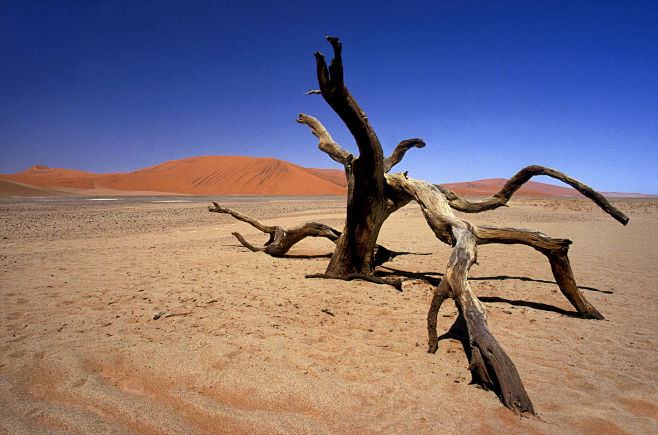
210, 203, 340, 257
386, 172, 622, 414
211, 204, 398, 267
446, 226, 535, 414
230, 231, 263, 252
384, 139, 425, 173
438, 165, 629, 225
208, 37, 629, 415
427, 278, 451, 353
209, 202, 277, 234
316, 37, 383, 169
313, 37, 390, 276
474, 225, 604, 319
296, 113, 353, 166
392, 172, 537, 412
545, 249, 604, 319
385, 173, 462, 245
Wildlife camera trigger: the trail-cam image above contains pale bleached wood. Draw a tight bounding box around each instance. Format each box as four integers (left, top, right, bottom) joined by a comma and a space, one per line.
296, 113, 353, 166
445, 226, 534, 414
438, 165, 629, 225
427, 278, 450, 354
383, 138, 425, 173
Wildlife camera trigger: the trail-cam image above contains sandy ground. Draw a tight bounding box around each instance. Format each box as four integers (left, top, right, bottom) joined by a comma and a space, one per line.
0, 196, 656, 434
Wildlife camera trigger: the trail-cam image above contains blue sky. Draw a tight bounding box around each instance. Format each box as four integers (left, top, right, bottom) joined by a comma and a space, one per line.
1, 0, 656, 192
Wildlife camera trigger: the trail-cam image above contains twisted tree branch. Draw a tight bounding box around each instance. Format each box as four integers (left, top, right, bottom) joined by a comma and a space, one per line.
439, 165, 629, 225
210, 204, 399, 268
384, 138, 425, 173
209, 202, 277, 233
474, 225, 603, 319
296, 113, 353, 166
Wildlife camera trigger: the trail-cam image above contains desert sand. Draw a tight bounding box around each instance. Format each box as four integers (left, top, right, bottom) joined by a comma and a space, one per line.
0, 195, 656, 433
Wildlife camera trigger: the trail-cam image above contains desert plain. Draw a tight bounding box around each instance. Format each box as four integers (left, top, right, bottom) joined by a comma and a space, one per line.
1, 195, 656, 433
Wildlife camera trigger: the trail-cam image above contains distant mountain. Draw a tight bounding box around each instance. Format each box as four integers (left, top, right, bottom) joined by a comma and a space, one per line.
0, 157, 653, 197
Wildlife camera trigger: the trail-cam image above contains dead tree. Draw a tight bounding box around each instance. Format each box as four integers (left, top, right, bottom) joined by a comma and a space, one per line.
209, 201, 403, 289
208, 202, 340, 256
210, 37, 628, 415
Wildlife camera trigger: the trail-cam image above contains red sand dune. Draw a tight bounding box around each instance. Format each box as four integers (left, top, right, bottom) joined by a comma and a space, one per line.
0, 156, 348, 196
0, 179, 72, 197
1, 157, 649, 197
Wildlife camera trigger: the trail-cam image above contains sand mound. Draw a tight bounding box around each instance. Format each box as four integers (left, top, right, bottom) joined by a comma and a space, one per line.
3, 158, 651, 198
299, 167, 347, 188
1, 156, 348, 196
0, 179, 70, 197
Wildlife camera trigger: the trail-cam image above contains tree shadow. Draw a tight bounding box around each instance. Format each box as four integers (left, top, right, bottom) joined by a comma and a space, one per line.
391, 251, 433, 258
376, 266, 443, 286
437, 311, 468, 344
227, 246, 433, 261
224, 243, 334, 259
284, 253, 333, 259
377, 266, 607, 317
470, 275, 610, 294
477, 296, 578, 317
378, 266, 610, 294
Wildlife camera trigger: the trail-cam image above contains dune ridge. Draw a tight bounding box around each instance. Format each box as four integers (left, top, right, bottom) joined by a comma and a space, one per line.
1, 156, 652, 197
0, 156, 348, 196
0, 179, 72, 197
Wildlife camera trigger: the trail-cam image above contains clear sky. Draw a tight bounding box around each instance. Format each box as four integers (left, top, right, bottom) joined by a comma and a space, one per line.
1, 0, 656, 193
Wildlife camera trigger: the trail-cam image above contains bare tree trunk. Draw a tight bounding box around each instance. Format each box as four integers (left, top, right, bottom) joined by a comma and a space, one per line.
304, 38, 425, 276
208, 36, 630, 415
311, 37, 386, 275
